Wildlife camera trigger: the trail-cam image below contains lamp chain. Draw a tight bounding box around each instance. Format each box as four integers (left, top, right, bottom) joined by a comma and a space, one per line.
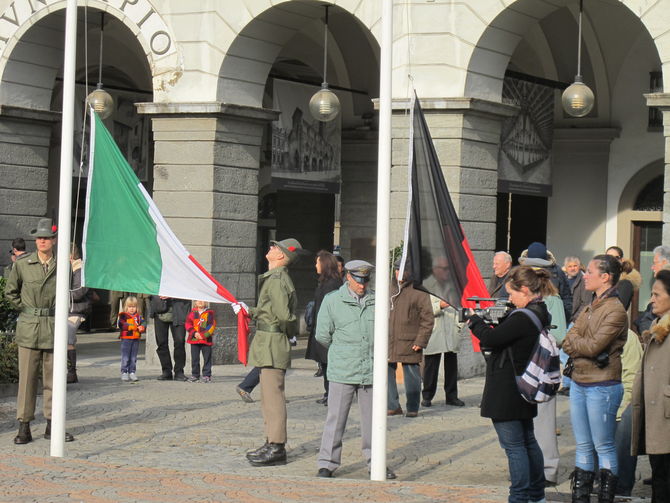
322, 5, 329, 85
98, 12, 105, 85
577, 0, 583, 77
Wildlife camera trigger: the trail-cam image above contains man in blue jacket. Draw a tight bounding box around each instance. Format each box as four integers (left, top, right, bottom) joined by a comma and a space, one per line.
315, 260, 395, 480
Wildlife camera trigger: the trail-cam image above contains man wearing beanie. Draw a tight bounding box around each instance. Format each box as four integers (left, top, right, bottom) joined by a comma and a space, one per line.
519, 241, 572, 321
233, 238, 302, 466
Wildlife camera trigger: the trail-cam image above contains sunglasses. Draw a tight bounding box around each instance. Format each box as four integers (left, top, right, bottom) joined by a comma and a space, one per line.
350, 274, 370, 284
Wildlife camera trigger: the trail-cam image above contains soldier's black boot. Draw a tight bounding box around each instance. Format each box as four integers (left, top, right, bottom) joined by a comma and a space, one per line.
13, 421, 32, 445
247, 442, 287, 466
597, 469, 618, 503
67, 349, 78, 384
44, 420, 75, 442
570, 467, 595, 503
245, 441, 269, 459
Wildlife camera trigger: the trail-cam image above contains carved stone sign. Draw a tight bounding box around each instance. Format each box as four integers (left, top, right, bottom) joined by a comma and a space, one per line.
0, 0, 182, 94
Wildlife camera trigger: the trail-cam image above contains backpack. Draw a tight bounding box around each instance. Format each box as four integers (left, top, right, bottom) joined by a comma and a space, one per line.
507, 308, 562, 404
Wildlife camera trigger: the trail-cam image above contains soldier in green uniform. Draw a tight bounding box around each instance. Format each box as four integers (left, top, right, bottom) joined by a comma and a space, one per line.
4, 218, 74, 444
233, 238, 302, 466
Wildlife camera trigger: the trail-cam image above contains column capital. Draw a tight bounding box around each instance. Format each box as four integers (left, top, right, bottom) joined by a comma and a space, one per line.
374, 97, 519, 119
135, 101, 280, 123
645, 93, 670, 109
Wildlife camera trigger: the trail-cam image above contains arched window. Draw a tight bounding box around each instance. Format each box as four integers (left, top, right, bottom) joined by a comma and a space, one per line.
633, 175, 663, 211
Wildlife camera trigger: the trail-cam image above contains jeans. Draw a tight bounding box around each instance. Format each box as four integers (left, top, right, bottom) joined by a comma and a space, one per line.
239, 366, 260, 393
387, 362, 421, 413
190, 344, 212, 378
493, 419, 545, 503
559, 348, 571, 389
570, 381, 623, 474
614, 405, 637, 495
120, 339, 140, 373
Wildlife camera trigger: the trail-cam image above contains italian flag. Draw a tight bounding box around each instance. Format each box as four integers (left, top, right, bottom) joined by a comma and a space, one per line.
82, 110, 249, 363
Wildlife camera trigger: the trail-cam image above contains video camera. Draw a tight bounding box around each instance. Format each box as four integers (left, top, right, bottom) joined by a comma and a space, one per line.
457, 296, 514, 325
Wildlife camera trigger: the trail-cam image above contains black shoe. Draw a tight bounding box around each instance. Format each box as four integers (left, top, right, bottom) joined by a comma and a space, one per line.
247, 443, 287, 466
598, 468, 618, 503
317, 468, 333, 478
157, 373, 173, 381
13, 421, 32, 445
44, 420, 74, 442
173, 373, 187, 382
570, 467, 595, 503
421, 399, 432, 407
316, 396, 328, 405
246, 441, 269, 458
314, 368, 324, 378
446, 398, 465, 407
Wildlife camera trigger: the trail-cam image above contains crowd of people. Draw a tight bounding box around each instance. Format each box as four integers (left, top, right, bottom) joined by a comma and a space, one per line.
3, 218, 670, 502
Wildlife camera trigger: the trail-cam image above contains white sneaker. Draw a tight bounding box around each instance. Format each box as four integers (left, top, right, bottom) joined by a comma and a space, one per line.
121, 372, 130, 382
129, 373, 139, 382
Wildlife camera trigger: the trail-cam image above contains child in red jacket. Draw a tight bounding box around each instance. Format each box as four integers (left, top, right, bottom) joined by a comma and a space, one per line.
117, 296, 146, 382
185, 300, 216, 382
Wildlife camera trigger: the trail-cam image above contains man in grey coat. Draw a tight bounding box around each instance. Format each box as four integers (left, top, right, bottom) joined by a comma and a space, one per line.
315, 260, 395, 480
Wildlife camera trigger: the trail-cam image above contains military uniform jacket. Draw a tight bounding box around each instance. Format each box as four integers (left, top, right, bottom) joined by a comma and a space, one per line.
4, 251, 57, 349
248, 266, 297, 370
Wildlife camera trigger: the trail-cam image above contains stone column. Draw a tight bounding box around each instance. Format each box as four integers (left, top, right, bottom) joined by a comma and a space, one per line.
0, 106, 59, 266
388, 97, 517, 378
645, 93, 670, 246
136, 102, 278, 367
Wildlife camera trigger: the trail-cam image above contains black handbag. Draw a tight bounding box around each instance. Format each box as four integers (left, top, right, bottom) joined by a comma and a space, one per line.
563, 357, 574, 378
150, 296, 169, 314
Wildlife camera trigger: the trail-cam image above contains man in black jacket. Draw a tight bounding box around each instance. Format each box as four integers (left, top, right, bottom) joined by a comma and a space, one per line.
151, 296, 191, 381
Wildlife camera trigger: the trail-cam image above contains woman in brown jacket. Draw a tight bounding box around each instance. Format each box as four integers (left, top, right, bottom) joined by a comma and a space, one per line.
387, 262, 433, 418
562, 254, 628, 503
631, 269, 670, 502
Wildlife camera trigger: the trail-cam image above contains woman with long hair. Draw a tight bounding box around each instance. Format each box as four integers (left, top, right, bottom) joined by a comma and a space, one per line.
305, 250, 342, 405
563, 254, 628, 503
468, 266, 556, 503
631, 269, 670, 502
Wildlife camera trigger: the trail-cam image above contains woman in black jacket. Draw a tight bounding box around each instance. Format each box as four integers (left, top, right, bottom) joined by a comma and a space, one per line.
305, 250, 342, 405
468, 266, 556, 503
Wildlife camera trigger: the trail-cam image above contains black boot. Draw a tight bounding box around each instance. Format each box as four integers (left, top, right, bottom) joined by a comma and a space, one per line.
247, 442, 287, 466
67, 349, 78, 384
44, 420, 75, 442
570, 467, 595, 503
597, 469, 618, 503
13, 421, 32, 444
246, 441, 269, 458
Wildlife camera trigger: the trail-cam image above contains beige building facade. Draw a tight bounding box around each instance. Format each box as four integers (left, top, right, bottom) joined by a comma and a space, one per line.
0, 0, 668, 368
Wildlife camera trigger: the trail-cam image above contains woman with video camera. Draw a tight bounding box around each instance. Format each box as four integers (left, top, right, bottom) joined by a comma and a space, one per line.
562, 254, 627, 503
468, 266, 556, 503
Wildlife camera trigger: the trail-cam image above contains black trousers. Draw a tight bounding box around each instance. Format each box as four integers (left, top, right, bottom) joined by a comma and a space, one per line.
239, 366, 260, 393
649, 453, 670, 503
154, 318, 186, 375
422, 352, 458, 401
190, 344, 212, 378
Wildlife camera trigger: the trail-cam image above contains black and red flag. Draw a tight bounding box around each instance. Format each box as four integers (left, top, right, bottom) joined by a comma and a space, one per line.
399, 94, 490, 351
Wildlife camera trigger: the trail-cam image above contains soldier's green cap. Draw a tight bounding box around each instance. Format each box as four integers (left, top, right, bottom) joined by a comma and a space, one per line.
30, 218, 57, 238
270, 238, 303, 265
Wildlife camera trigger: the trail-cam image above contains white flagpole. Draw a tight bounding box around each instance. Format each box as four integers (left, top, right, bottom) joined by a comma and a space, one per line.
51, 0, 78, 457
370, 0, 393, 481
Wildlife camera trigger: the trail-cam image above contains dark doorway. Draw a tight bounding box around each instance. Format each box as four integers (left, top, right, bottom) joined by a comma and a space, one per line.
631, 221, 663, 321
258, 191, 335, 308
495, 192, 548, 264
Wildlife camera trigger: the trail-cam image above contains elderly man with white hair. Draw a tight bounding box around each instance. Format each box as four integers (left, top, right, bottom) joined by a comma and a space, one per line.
488, 251, 512, 299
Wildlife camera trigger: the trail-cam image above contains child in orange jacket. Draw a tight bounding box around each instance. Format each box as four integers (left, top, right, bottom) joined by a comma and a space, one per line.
118, 296, 146, 382
185, 300, 216, 382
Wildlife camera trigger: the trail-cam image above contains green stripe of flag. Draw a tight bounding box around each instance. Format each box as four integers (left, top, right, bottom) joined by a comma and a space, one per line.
83, 112, 162, 294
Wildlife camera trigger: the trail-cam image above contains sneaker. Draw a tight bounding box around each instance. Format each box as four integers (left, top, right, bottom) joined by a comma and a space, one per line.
236, 386, 254, 403
202, 376, 212, 383
121, 373, 130, 382
188, 376, 199, 383
129, 373, 139, 382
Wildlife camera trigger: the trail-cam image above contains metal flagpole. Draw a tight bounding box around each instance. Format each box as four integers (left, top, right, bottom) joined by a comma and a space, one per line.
370, 0, 393, 481
51, 0, 78, 457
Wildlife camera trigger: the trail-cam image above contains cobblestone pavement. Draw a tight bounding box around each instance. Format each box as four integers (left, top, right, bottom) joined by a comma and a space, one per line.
0, 333, 652, 502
